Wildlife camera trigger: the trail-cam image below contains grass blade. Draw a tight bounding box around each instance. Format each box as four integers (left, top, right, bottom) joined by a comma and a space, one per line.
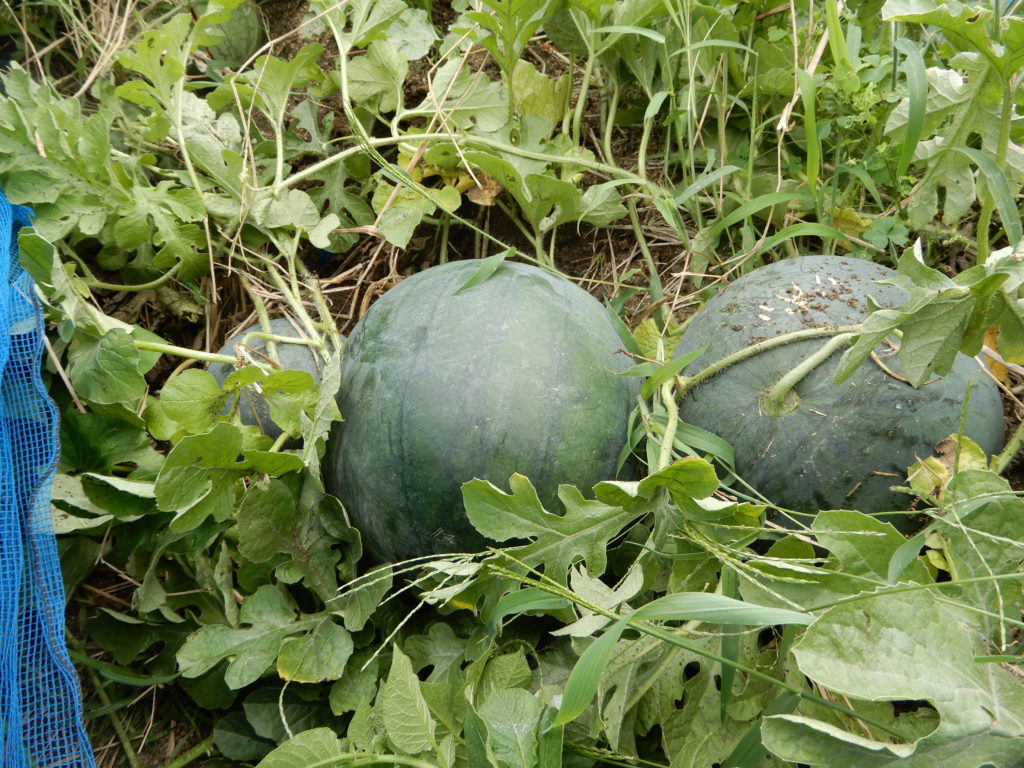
454, 251, 510, 294
552, 617, 629, 726
952, 147, 1024, 245
704, 191, 814, 242
797, 70, 821, 200
894, 38, 927, 178
753, 222, 851, 258
719, 567, 740, 717
630, 592, 812, 626
487, 587, 570, 636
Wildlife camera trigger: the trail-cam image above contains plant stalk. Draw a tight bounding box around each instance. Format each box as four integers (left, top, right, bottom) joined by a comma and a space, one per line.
676, 324, 861, 400
759, 332, 853, 416
993, 417, 1024, 474
163, 735, 216, 768
84, 667, 141, 768
656, 377, 679, 471
134, 340, 235, 365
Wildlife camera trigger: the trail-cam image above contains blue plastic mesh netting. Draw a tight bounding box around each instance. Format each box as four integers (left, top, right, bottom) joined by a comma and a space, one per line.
0, 188, 95, 768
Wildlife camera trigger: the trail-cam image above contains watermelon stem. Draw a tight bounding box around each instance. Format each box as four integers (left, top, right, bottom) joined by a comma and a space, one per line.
993, 418, 1024, 474
656, 377, 679, 471
676, 324, 861, 401
759, 333, 854, 417
134, 339, 236, 366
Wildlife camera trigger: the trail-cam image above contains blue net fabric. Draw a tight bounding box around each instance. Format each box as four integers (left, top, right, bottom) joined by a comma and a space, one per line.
0, 188, 95, 767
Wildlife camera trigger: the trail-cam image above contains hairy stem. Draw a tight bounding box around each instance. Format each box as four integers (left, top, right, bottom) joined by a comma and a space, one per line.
657, 376, 679, 471
676, 324, 861, 400
134, 340, 235, 365
759, 332, 854, 416
992, 417, 1024, 475
572, 51, 598, 146
163, 736, 216, 768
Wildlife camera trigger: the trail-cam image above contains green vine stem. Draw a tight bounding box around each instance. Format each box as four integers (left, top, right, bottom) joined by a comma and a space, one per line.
657, 376, 679, 471
134, 339, 235, 365
759, 332, 854, 416
83, 666, 141, 768
992, 417, 1024, 474
68, 254, 183, 293
675, 324, 861, 400
163, 735, 216, 768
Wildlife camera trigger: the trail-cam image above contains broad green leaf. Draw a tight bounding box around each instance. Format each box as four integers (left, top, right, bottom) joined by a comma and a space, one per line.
938, 469, 1024, 643
763, 713, 1024, 766
420, 684, 466, 739
213, 711, 274, 763
476, 648, 534, 695
812, 509, 925, 581
405, 624, 469, 686
743, 510, 931, 611
260, 369, 319, 439
240, 450, 305, 476
301, 350, 343, 472
177, 585, 317, 689
116, 13, 192, 108
345, 40, 407, 112
67, 329, 147, 408
372, 182, 436, 248
236, 478, 341, 601
334, 566, 392, 633
243, 687, 338, 743
834, 245, 1013, 386
638, 457, 719, 502
764, 590, 1024, 764
59, 409, 162, 475
311, 0, 407, 52
244, 45, 324, 125
479, 688, 546, 768
882, 0, 1013, 73
152, 369, 225, 436
550, 563, 643, 638
253, 727, 344, 768
386, 8, 438, 59
381, 646, 436, 755
155, 423, 247, 530
511, 60, 570, 124
116, 182, 206, 275
251, 189, 320, 231
462, 474, 640, 583
415, 58, 507, 132
329, 651, 379, 714
277, 620, 353, 683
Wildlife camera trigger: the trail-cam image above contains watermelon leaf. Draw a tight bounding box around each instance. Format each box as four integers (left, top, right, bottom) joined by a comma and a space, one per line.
763, 590, 1024, 765
462, 474, 642, 583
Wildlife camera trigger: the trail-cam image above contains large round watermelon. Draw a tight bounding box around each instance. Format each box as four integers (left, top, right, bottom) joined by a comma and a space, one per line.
673, 255, 1004, 527
325, 260, 640, 562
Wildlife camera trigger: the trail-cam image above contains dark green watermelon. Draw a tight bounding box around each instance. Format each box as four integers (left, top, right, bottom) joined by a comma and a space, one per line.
208, 317, 321, 443
324, 260, 640, 562
674, 255, 1004, 527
